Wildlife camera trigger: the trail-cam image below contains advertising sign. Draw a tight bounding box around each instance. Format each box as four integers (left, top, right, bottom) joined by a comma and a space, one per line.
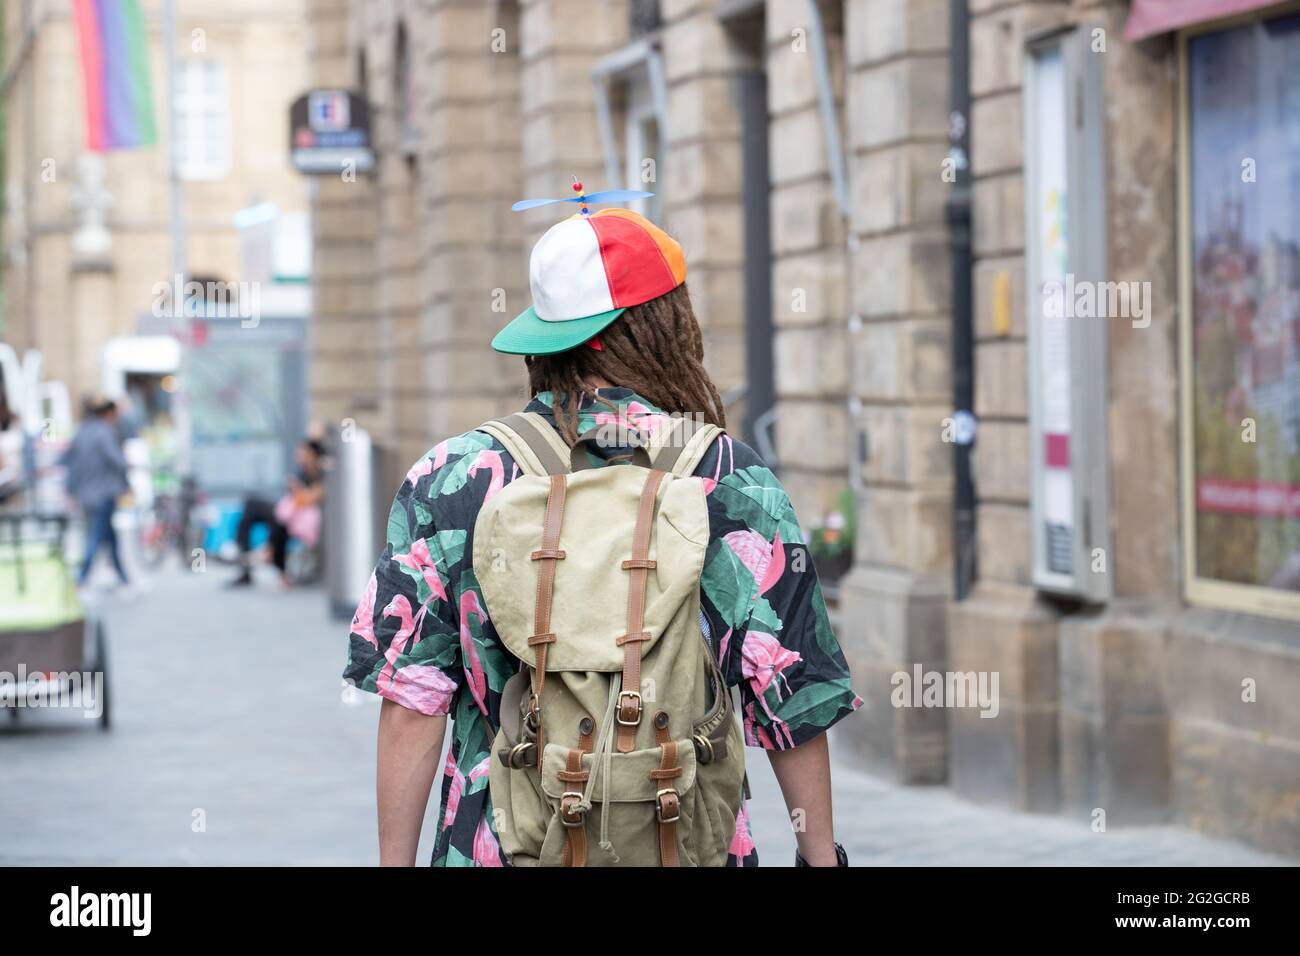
289, 89, 375, 175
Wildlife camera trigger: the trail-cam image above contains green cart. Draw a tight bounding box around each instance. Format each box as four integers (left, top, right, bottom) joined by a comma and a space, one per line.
0, 514, 110, 729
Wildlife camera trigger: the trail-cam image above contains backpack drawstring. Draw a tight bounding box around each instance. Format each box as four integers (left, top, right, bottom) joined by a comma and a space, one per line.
576, 680, 621, 863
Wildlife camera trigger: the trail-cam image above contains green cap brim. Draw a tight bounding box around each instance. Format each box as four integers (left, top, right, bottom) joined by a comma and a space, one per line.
491, 305, 626, 356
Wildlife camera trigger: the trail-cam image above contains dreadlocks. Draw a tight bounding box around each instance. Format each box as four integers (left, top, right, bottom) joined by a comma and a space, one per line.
524, 283, 727, 445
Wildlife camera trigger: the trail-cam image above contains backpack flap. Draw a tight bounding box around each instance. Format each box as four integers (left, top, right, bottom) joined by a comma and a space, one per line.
473, 465, 709, 672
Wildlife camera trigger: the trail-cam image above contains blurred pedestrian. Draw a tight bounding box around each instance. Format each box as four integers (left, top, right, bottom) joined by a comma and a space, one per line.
227, 438, 325, 589
62, 395, 131, 588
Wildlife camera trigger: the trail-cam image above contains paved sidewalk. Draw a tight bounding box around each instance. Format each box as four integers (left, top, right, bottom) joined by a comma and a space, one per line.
0, 567, 1288, 866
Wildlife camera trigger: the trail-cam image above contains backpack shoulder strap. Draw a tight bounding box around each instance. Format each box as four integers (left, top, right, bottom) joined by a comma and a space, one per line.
649, 416, 723, 477
478, 412, 571, 477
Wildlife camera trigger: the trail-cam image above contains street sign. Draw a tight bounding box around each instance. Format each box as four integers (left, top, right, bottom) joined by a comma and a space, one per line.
289, 89, 375, 175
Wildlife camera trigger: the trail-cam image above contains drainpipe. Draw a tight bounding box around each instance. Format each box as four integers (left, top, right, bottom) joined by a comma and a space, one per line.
803, 0, 850, 218
804, 0, 859, 500
947, 0, 976, 600
738, 66, 772, 452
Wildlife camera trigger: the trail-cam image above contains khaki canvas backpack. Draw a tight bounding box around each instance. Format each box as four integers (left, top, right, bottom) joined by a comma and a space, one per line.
473, 411, 746, 867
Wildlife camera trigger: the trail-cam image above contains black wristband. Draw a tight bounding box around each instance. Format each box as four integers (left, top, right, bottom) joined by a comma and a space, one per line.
795, 842, 848, 867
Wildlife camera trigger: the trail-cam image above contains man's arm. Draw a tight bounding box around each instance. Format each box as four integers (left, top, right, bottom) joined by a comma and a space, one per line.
767, 732, 841, 866
376, 699, 447, 866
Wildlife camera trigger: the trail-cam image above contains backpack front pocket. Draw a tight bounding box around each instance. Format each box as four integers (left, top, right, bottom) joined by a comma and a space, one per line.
536, 740, 704, 867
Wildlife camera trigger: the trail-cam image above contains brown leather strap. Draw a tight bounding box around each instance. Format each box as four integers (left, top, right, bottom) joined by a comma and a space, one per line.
560, 744, 589, 868
561, 716, 594, 867
618, 468, 666, 753
654, 738, 681, 867
529, 474, 567, 730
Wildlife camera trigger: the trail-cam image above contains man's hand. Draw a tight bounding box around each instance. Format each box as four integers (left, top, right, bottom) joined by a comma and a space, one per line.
766, 731, 842, 866
376, 699, 447, 866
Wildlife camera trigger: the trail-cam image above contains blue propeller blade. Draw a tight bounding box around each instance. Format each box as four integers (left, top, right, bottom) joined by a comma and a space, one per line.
580, 189, 655, 204
510, 197, 581, 211
511, 189, 655, 212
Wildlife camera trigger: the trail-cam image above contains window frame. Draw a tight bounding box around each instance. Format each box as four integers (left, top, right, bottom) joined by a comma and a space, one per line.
622, 73, 662, 221
1177, 2, 1300, 622
173, 58, 230, 181
592, 39, 668, 202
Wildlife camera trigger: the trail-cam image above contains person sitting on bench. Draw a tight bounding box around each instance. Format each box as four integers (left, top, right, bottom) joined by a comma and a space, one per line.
227, 438, 325, 589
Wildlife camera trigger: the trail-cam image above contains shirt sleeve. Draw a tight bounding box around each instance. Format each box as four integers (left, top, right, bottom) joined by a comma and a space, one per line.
343, 458, 463, 717
101, 428, 129, 477
700, 440, 863, 750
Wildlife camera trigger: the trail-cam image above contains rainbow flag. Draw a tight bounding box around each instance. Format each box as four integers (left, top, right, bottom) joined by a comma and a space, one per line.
72, 0, 157, 150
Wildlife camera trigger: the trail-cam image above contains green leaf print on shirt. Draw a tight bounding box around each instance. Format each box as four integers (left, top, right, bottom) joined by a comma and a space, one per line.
701, 538, 757, 629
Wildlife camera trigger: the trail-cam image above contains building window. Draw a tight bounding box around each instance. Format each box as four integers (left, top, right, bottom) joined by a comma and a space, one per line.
174, 59, 229, 180
1180, 11, 1300, 620
592, 42, 667, 214
623, 72, 662, 221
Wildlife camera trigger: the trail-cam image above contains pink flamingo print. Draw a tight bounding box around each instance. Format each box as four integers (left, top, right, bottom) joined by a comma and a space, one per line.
594, 402, 671, 437
467, 449, 505, 502
728, 803, 756, 860
387, 663, 456, 716
459, 590, 490, 718
405, 456, 434, 486
740, 630, 800, 748
466, 754, 492, 785
743, 700, 776, 749
377, 594, 420, 690
391, 536, 449, 604
741, 630, 801, 703
723, 529, 785, 600
350, 572, 379, 648
474, 814, 503, 867
443, 752, 465, 828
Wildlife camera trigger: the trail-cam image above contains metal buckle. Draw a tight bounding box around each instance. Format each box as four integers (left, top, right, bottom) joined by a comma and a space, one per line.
655, 789, 680, 824
692, 733, 715, 764
523, 696, 540, 736
616, 690, 642, 726
508, 741, 535, 769
559, 792, 586, 828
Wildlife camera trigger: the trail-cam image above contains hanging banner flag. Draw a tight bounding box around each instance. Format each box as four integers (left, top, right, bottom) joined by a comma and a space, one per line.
72, 0, 158, 150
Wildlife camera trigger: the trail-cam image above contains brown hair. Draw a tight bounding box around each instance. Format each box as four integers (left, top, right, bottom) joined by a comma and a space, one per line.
524, 283, 726, 445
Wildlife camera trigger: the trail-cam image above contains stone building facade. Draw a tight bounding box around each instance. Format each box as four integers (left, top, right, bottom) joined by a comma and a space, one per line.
306, 0, 1300, 858
945, 0, 1299, 858
2, 0, 311, 398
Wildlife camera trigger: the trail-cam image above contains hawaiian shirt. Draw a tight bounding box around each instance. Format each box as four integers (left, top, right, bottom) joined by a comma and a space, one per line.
344, 388, 862, 866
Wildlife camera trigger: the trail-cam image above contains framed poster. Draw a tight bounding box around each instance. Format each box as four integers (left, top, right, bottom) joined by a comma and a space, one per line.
1179, 10, 1300, 621
1024, 26, 1112, 601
